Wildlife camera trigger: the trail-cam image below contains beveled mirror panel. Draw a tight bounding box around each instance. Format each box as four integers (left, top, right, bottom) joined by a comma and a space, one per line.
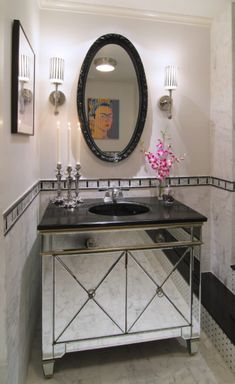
77, 34, 148, 162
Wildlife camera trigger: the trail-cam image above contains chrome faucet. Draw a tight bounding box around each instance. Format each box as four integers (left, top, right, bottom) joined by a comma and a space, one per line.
100, 187, 128, 203
111, 188, 123, 203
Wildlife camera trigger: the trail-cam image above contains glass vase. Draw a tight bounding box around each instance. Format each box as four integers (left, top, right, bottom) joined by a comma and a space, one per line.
157, 180, 165, 200
163, 185, 175, 205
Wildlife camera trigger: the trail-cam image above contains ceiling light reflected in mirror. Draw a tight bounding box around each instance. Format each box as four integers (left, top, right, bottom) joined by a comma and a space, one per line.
94, 57, 117, 72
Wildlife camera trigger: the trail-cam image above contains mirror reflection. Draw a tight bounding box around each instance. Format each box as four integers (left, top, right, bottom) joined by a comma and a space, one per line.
85, 44, 139, 153
77, 34, 148, 162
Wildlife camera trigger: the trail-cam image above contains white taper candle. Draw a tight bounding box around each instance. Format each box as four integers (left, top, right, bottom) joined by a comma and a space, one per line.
77, 122, 81, 164
56, 121, 61, 164
67, 122, 71, 166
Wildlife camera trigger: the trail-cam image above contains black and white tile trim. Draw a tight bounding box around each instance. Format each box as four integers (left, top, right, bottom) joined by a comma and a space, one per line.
39, 176, 235, 191
3, 181, 40, 236
3, 175, 235, 236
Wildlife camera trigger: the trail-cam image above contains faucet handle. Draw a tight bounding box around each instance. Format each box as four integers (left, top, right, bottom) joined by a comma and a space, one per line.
99, 186, 129, 202
115, 189, 123, 199
111, 187, 122, 198
103, 191, 112, 203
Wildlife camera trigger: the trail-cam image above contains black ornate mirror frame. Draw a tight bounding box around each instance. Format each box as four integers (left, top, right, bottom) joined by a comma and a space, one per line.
77, 34, 148, 163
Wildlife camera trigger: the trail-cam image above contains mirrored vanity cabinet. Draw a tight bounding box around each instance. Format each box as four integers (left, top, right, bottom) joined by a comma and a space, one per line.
38, 197, 207, 377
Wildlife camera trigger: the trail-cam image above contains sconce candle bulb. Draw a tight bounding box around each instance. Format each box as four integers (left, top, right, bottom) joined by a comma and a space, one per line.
18, 54, 32, 114
50, 57, 64, 84
159, 65, 177, 119
164, 65, 177, 90
49, 57, 65, 115
19, 54, 30, 82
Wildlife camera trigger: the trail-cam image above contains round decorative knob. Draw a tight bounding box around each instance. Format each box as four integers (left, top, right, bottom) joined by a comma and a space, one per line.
88, 289, 96, 299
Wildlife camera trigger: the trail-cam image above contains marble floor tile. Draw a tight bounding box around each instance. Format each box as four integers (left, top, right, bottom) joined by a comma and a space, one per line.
26, 327, 235, 384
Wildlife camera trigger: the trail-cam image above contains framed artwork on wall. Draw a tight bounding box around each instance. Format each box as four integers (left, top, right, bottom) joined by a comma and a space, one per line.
88, 97, 119, 140
11, 19, 35, 135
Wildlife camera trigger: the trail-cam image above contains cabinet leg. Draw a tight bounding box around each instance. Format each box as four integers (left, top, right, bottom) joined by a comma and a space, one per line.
42, 359, 55, 378
187, 338, 199, 355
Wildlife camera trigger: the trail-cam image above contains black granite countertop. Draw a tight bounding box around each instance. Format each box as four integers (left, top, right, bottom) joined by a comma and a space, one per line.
38, 197, 207, 232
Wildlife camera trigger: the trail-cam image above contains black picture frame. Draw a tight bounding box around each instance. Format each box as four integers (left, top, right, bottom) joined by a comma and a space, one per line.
11, 19, 35, 135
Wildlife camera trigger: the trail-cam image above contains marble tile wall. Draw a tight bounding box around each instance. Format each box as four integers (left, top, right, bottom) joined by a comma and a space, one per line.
0, 231, 7, 383
210, 3, 233, 181
210, 187, 234, 293
4, 196, 41, 384
210, 2, 235, 294
173, 186, 211, 272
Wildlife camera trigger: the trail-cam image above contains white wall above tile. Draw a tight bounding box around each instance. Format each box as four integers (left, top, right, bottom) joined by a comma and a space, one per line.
39, 10, 210, 180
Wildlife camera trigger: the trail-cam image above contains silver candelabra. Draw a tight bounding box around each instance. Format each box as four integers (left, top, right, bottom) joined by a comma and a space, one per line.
74, 163, 83, 204
52, 163, 82, 208
53, 163, 64, 205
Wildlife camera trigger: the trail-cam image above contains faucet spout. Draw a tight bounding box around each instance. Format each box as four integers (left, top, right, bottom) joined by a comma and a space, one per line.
100, 185, 129, 203
111, 188, 123, 203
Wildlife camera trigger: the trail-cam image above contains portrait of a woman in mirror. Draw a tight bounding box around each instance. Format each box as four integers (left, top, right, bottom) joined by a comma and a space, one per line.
88, 98, 119, 140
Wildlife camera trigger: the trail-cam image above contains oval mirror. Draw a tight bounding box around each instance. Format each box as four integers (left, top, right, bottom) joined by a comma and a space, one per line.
77, 34, 148, 162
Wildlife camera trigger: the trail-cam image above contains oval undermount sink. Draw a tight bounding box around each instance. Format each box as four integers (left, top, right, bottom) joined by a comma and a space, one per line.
89, 201, 150, 216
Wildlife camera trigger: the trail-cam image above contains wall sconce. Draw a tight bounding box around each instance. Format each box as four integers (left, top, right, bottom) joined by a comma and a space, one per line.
159, 65, 177, 119
94, 57, 117, 72
18, 54, 32, 114
49, 57, 65, 115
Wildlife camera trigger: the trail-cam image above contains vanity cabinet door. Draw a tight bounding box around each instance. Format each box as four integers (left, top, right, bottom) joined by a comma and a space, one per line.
51, 243, 200, 344
53, 251, 126, 343
126, 247, 193, 334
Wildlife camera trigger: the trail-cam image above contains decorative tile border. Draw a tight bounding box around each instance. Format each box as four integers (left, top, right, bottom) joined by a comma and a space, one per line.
39, 176, 235, 191
3, 175, 235, 236
3, 181, 41, 236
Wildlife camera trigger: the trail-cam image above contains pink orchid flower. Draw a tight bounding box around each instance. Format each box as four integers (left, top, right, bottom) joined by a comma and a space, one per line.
145, 138, 184, 182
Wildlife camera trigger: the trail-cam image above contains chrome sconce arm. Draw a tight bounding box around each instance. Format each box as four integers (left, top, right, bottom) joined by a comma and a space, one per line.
158, 65, 177, 119
159, 89, 173, 119
49, 57, 65, 115
49, 83, 65, 116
